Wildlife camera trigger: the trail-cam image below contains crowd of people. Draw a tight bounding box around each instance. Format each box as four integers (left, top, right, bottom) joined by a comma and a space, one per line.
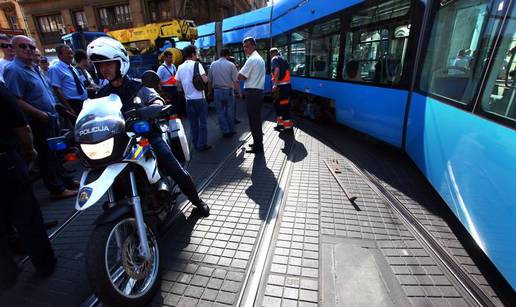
0, 33, 293, 288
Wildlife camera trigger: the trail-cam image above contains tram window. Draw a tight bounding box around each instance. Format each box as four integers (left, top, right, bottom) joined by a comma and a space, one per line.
308, 34, 340, 79
226, 44, 246, 69
256, 40, 271, 73
307, 18, 340, 79
480, 3, 516, 122
290, 41, 306, 76
273, 34, 289, 47
198, 47, 216, 65
342, 0, 412, 85
419, 0, 500, 105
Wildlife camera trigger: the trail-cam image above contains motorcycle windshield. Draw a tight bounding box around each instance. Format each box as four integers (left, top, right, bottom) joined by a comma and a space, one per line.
74, 94, 125, 144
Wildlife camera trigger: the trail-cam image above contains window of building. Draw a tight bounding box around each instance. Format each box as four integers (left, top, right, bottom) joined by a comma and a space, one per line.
8, 15, 19, 30
74, 11, 88, 31
99, 4, 132, 28
419, 0, 500, 106
148, 0, 173, 22
479, 3, 516, 123
37, 14, 65, 33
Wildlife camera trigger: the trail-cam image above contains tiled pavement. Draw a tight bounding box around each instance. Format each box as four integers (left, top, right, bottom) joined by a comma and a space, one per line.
1, 103, 511, 307
253, 123, 509, 307
0, 102, 275, 307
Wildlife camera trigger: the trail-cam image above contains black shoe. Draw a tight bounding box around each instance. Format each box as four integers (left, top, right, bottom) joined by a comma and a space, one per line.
246, 147, 263, 154
196, 145, 212, 152
248, 143, 255, 148
192, 201, 210, 217
274, 125, 284, 132
234, 119, 241, 124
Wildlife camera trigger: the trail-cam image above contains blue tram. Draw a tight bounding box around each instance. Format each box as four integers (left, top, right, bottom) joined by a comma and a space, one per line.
196, 0, 516, 290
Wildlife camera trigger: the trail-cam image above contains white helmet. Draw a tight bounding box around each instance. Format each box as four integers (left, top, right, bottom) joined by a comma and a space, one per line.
87, 36, 129, 77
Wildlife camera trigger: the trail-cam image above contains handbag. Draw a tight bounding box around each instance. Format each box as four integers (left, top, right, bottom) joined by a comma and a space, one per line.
192, 61, 206, 91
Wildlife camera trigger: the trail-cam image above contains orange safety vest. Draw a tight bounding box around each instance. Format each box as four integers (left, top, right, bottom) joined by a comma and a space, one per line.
272, 56, 291, 85
160, 64, 177, 86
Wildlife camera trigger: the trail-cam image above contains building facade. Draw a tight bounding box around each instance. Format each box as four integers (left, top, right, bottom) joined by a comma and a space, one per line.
17, 0, 266, 56
0, 0, 28, 34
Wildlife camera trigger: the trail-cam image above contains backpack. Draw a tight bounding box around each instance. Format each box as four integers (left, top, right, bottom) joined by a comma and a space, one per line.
192, 61, 206, 91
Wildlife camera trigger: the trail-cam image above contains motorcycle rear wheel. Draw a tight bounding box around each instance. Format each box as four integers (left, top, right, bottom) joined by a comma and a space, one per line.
86, 217, 160, 307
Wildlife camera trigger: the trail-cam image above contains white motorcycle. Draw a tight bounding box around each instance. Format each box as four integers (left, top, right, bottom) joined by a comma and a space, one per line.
49, 73, 190, 306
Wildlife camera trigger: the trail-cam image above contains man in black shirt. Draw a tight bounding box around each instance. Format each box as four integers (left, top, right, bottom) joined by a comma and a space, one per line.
0, 83, 56, 288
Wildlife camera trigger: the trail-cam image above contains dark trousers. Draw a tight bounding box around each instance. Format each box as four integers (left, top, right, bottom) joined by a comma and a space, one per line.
68, 99, 84, 115
0, 150, 55, 276
245, 89, 264, 148
30, 119, 74, 194
274, 84, 292, 124
148, 133, 202, 205
162, 86, 179, 114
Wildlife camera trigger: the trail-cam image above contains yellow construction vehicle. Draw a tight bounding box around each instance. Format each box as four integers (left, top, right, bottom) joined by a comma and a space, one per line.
107, 19, 197, 75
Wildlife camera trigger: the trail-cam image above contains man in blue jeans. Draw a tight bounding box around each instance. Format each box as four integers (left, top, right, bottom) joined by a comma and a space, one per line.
208, 48, 242, 137
175, 45, 211, 152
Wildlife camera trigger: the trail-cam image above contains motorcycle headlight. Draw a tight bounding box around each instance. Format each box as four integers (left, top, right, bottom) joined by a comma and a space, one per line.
80, 137, 114, 160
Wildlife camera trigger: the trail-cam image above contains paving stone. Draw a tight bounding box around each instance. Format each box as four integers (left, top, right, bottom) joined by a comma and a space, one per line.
268, 274, 285, 286
265, 285, 284, 297
299, 289, 318, 303
262, 295, 282, 307
283, 287, 299, 300
216, 291, 236, 305
202, 288, 219, 301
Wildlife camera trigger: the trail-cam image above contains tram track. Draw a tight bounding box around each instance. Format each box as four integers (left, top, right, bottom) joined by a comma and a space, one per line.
81, 124, 299, 307
302, 123, 498, 307
79, 127, 259, 307
351, 164, 496, 307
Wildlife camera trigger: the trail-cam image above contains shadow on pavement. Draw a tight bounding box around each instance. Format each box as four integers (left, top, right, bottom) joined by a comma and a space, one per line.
246, 153, 277, 221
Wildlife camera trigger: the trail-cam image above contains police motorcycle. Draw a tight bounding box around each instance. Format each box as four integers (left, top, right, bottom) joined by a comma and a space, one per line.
49, 71, 189, 306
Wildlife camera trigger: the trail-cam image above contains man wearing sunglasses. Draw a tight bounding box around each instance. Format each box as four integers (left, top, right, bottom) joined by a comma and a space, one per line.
0, 34, 14, 83
4, 35, 78, 200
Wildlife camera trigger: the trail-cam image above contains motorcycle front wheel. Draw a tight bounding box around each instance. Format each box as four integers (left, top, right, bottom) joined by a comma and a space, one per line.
86, 217, 160, 307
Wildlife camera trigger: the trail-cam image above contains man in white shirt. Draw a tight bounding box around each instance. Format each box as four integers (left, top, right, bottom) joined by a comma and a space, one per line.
175, 45, 211, 152
238, 37, 265, 153
157, 50, 179, 110
0, 34, 15, 83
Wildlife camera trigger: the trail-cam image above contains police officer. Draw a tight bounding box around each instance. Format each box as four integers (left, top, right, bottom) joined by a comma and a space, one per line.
270, 48, 293, 132
0, 83, 56, 288
86, 37, 210, 217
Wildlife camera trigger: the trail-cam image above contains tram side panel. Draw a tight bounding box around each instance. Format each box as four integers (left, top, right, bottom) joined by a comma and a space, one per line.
290, 77, 408, 148
405, 0, 516, 290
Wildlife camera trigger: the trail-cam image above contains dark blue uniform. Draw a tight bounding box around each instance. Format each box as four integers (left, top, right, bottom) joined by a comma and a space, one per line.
0, 83, 56, 287
97, 77, 204, 206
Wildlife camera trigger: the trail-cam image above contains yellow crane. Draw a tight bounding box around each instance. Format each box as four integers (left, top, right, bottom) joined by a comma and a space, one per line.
108, 19, 197, 66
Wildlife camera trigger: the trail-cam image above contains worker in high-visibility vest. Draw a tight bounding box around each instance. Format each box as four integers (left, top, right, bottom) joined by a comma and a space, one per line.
156, 50, 179, 113
270, 47, 293, 132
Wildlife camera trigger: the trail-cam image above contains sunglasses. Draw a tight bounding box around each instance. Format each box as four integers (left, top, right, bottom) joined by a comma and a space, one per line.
1, 43, 12, 49
17, 43, 36, 50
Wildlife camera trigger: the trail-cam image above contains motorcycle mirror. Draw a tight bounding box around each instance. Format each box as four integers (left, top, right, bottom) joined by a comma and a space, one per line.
142, 70, 160, 89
